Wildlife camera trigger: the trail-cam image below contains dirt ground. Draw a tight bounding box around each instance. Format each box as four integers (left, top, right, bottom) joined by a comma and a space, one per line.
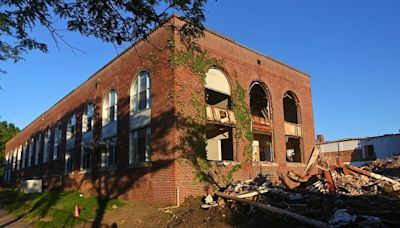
101, 196, 300, 228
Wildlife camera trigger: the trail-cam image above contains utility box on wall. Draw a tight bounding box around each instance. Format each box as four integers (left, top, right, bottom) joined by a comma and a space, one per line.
20, 179, 42, 193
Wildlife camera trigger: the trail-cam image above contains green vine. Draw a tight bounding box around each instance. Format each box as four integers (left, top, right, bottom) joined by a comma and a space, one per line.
149, 37, 252, 189
232, 78, 254, 161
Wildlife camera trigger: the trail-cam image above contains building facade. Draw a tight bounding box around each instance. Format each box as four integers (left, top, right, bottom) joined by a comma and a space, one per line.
4, 16, 316, 204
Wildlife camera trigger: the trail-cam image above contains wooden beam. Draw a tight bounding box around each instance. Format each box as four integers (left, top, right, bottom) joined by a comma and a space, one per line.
302, 147, 320, 176
216, 192, 327, 228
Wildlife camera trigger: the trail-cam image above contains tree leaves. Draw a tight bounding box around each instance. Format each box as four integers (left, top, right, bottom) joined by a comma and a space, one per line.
0, 121, 20, 176
0, 0, 209, 71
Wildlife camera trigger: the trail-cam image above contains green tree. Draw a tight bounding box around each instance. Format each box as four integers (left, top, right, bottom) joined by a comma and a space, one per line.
0, 0, 209, 72
0, 121, 20, 176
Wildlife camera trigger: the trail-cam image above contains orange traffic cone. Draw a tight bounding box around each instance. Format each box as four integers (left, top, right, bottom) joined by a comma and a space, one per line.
74, 205, 80, 218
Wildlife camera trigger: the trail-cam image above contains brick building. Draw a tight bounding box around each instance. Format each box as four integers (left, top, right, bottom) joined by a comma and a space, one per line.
317, 134, 400, 167
4, 16, 315, 204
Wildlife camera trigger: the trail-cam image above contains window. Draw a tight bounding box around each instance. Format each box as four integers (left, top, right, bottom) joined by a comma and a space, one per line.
131, 71, 151, 114
22, 141, 27, 168
19, 146, 24, 169
283, 92, 299, 124
43, 129, 51, 163
250, 83, 270, 119
364, 145, 376, 160
204, 68, 231, 109
103, 89, 118, 125
16, 146, 22, 170
65, 149, 74, 173
101, 137, 116, 168
82, 103, 94, 133
11, 150, 16, 171
129, 127, 151, 164
28, 138, 34, 167
66, 113, 76, 140
54, 125, 62, 160
35, 134, 41, 165
81, 145, 91, 170
286, 137, 301, 162
204, 68, 234, 161
253, 133, 273, 162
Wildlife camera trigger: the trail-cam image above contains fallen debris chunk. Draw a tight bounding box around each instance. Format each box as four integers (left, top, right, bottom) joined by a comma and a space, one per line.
302, 147, 320, 176
288, 170, 310, 183
324, 170, 336, 192
204, 194, 214, 204
216, 192, 328, 228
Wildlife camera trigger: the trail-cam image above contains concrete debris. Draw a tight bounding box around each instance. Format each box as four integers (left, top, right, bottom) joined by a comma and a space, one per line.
201, 194, 218, 209
204, 194, 214, 204
212, 156, 400, 226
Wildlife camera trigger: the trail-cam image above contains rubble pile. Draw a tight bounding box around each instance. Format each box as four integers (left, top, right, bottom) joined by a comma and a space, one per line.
331, 171, 380, 196
367, 155, 400, 180
211, 156, 400, 227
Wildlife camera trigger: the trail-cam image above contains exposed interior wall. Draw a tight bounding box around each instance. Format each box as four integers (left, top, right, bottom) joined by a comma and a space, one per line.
253, 133, 273, 161
286, 137, 301, 162
206, 125, 233, 161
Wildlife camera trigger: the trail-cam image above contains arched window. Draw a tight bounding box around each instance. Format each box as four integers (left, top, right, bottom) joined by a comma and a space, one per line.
250, 82, 273, 162
103, 89, 118, 125
82, 103, 94, 133
250, 83, 271, 119
205, 68, 231, 109
131, 71, 151, 114
204, 68, 234, 161
283, 91, 299, 124
283, 91, 302, 162
66, 113, 76, 140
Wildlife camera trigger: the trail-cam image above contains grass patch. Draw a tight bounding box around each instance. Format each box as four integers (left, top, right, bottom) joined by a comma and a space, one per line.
0, 189, 123, 227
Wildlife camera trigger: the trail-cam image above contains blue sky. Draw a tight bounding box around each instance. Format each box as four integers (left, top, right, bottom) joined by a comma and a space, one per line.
0, 0, 399, 141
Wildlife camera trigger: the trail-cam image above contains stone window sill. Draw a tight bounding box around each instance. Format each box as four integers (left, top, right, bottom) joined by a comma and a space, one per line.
252, 161, 278, 167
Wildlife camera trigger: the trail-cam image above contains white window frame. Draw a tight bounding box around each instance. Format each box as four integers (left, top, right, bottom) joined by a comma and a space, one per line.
80, 144, 92, 171
65, 149, 74, 173
102, 90, 118, 126
129, 126, 151, 164
82, 103, 94, 133
130, 71, 151, 115
66, 113, 76, 140
101, 137, 116, 168
16, 146, 22, 170
53, 125, 62, 160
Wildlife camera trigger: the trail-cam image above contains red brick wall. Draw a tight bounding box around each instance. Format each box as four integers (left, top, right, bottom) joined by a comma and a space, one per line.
320, 149, 364, 167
